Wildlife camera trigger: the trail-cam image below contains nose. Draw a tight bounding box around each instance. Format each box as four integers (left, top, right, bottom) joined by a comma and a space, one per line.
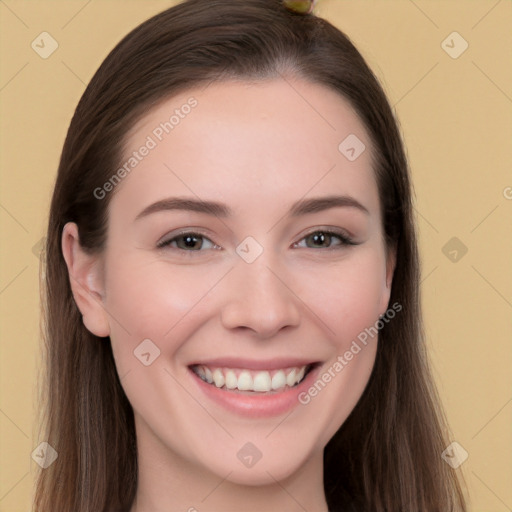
220, 255, 301, 339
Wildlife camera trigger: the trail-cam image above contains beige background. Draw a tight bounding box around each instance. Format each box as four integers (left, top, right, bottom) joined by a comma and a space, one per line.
0, 1, 510, 510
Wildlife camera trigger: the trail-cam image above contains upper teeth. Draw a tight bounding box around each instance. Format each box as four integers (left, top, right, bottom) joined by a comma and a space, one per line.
192, 365, 308, 392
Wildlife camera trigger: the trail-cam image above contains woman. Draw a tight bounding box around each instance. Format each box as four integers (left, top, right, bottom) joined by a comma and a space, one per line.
34, 0, 468, 510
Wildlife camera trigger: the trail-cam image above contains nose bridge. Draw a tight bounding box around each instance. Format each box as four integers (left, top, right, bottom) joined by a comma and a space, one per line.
220, 247, 301, 337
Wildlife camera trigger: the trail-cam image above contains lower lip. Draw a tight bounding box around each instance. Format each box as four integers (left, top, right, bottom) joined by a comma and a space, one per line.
188, 365, 321, 418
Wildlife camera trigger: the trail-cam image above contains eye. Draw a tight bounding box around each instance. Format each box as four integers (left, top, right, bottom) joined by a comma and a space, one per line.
157, 232, 219, 252
156, 228, 356, 254
293, 229, 356, 250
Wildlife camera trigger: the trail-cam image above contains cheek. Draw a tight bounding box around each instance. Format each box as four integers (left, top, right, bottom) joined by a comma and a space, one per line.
295, 248, 387, 346
290, 251, 386, 446
103, 254, 227, 362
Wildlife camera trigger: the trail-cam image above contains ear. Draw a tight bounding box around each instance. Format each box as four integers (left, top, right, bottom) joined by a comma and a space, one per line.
380, 242, 397, 315
61, 222, 110, 337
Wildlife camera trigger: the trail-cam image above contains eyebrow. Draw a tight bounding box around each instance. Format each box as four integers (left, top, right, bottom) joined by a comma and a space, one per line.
134, 194, 370, 221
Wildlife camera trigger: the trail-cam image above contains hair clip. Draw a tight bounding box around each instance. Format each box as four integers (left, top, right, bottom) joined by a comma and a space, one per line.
283, 0, 315, 15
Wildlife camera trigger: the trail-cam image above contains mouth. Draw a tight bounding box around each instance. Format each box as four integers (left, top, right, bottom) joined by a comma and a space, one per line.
187, 358, 323, 417
189, 362, 318, 394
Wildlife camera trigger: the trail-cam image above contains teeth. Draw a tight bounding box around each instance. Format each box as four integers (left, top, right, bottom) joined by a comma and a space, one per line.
225, 370, 237, 389
271, 370, 286, 390
238, 371, 253, 391
253, 371, 272, 392
193, 364, 310, 393
212, 368, 224, 387
286, 368, 297, 387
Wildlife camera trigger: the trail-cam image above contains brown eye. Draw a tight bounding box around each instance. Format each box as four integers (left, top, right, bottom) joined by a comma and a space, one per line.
294, 230, 355, 249
306, 231, 333, 248
157, 232, 217, 251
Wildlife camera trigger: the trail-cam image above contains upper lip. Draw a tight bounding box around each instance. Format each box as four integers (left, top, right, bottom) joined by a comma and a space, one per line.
188, 357, 321, 371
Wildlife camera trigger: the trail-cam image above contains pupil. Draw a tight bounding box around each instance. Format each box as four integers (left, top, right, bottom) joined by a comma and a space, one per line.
312, 232, 328, 247
184, 235, 200, 249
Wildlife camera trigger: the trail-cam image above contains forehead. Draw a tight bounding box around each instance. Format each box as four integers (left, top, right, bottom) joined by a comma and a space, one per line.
110, 78, 379, 221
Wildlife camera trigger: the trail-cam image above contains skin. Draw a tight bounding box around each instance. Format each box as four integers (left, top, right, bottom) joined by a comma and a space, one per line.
62, 77, 395, 512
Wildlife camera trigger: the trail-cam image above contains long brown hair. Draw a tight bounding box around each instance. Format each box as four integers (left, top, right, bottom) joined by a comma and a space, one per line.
34, 1, 467, 510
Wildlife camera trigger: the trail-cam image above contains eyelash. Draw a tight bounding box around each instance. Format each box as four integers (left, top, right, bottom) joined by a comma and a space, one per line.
156, 228, 357, 254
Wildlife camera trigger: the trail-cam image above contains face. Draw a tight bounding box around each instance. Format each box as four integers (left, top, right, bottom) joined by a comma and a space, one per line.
65, 78, 395, 487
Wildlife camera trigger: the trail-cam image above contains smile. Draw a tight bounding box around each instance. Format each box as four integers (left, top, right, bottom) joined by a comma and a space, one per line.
190, 364, 312, 393
187, 358, 323, 417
